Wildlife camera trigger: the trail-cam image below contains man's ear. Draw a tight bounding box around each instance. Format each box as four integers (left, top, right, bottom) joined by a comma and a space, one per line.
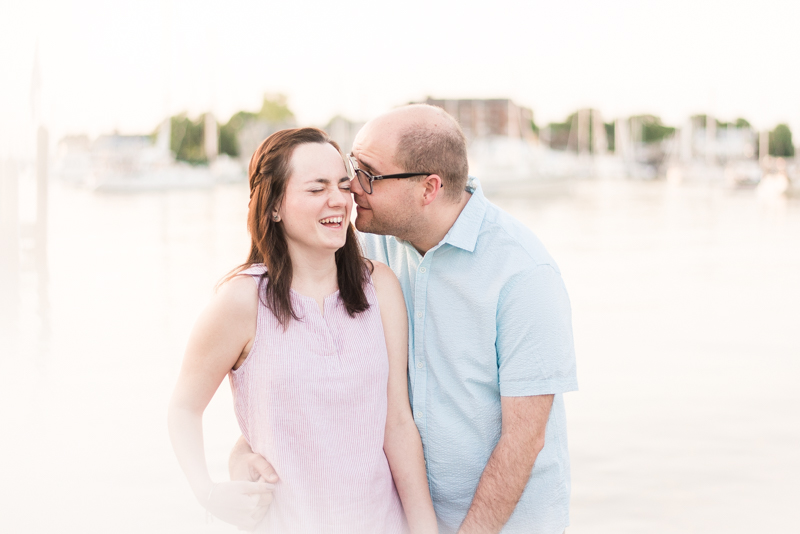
420, 174, 443, 206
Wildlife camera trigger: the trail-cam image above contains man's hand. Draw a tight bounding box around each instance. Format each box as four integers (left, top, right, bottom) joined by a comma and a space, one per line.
206, 480, 273, 531
229, 435, 279, 513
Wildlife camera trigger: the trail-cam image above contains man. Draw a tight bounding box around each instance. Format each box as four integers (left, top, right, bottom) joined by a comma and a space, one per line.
231, 104, 578, 534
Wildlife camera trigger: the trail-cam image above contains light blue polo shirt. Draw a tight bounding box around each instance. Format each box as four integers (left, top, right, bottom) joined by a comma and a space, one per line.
361, 180, 578, 534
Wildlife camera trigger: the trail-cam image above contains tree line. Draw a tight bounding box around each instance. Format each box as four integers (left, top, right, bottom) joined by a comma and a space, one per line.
159, 98, 795, 164
158, 95, 294, 164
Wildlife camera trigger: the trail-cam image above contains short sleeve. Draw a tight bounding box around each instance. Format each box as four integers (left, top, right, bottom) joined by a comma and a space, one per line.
496, 264, 578, 396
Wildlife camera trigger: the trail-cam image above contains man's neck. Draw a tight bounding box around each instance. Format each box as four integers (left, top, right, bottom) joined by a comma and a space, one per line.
407, 190, 472, 255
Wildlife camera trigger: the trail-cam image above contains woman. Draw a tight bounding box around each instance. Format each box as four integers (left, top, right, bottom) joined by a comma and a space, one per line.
168, 128, 437, 533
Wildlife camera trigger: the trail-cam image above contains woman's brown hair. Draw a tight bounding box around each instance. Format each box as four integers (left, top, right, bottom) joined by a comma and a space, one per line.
228, 127, 371, 327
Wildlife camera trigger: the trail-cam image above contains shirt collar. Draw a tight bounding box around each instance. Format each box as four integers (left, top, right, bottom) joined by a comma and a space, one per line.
441, 177, 486, 253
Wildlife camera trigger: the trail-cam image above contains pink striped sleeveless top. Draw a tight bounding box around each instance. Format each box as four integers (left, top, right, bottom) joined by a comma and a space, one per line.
229, 265, 406, 534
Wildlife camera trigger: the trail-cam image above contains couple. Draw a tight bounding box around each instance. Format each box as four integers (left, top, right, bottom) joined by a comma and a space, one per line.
168, 104, 578, 534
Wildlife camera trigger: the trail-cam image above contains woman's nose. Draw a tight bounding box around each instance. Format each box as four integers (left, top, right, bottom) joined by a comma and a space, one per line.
328, 187, 346, 206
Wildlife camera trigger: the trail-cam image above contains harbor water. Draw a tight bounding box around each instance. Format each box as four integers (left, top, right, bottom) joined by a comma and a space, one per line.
1, 176, 798, 532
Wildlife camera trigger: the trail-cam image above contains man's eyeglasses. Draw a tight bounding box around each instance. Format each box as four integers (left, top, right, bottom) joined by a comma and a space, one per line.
347, 154, 433, 195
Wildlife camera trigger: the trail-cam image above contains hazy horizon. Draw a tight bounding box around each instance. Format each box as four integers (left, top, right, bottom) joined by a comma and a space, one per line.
2, 0, 800, 153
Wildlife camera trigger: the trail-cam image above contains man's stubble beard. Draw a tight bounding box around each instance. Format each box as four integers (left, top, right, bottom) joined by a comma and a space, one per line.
355, 204, 421, 242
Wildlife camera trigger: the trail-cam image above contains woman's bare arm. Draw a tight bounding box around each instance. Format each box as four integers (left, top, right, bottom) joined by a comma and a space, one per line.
167, 275, 271, 529
372, 261, 438, 534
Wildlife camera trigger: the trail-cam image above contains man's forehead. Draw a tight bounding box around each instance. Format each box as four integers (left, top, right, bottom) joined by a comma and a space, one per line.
352, 126, 397, 167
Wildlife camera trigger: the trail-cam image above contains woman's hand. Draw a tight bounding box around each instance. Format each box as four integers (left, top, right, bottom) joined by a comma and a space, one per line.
205, 480, 274, 531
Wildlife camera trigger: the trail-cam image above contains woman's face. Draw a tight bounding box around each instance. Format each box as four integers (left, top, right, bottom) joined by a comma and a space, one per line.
278, 142, 353, 254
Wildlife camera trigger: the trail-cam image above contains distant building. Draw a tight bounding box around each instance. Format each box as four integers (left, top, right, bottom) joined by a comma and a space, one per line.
696, 125, 757, 162
325, 116, 365, 155
237, 119, 296, 165
423, 98, 536, 143
54, 128, 245, 191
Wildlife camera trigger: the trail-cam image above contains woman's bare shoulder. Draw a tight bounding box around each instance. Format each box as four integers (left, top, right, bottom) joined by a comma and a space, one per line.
369, 260, 404, 310
182, 274, 258, 370
211, 274, 259, 321
369, 260, 398, 287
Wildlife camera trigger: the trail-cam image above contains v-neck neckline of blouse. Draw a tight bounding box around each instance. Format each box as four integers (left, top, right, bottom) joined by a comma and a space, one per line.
290, 288, 340, 317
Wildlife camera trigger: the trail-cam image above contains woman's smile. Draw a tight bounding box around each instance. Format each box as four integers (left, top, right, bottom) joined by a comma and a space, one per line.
319, 215, 344, 228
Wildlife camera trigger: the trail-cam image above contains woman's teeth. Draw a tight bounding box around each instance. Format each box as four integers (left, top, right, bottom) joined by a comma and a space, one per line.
319, 216, 343, 225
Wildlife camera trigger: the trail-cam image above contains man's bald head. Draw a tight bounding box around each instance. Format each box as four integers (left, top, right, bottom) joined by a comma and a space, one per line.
362, 104, 469, 201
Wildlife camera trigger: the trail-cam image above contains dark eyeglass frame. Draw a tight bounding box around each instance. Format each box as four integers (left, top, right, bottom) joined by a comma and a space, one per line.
347, 154, 434, 195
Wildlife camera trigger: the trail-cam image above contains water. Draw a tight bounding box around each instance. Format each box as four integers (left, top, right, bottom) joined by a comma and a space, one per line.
492, 181, 800, 532
1, 178, 798, 533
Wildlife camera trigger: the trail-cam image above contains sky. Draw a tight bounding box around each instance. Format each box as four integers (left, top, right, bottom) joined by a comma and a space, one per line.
2, 0, 799, 154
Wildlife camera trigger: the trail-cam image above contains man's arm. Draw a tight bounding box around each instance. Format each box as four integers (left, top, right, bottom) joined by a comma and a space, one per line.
457, 394, 553, 534
459, 263, 577, 533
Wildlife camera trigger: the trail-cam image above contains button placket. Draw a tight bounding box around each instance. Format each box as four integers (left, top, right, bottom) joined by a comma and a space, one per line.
411, 254, 431, 438
307, 293, 339, 368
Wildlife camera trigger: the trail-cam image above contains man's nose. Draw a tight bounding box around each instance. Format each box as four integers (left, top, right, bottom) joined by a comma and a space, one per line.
350, 176, 365, 196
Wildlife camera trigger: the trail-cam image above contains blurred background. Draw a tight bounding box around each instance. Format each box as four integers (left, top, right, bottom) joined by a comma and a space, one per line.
1, 1, 798, 532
